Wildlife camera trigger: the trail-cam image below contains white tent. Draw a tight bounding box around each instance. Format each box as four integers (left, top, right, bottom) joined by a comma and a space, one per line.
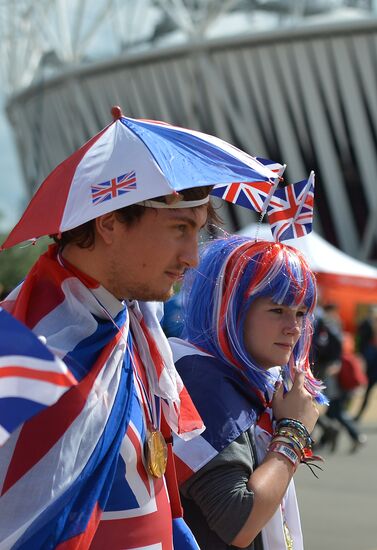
239, 224, 377, 279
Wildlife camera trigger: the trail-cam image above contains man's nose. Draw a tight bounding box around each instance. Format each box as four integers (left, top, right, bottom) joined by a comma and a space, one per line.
178, 237, 199, 268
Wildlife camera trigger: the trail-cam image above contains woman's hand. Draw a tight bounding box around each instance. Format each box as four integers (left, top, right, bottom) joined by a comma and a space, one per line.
272, 371, 319, 434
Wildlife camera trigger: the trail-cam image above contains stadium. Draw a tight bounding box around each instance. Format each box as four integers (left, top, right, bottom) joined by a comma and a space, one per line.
1, 0, 377, 261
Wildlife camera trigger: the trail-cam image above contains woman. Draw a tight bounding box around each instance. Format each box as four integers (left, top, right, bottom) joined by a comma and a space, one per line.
170, 236, 326, 550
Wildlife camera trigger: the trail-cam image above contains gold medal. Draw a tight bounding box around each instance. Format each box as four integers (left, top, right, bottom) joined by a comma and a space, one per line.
146, 430, 168, 478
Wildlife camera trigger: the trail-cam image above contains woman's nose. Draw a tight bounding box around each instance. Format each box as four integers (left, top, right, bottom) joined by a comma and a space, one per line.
283, 314, 301, 335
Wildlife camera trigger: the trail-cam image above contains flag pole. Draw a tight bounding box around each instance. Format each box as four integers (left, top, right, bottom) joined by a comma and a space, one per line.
291, 171, 315, 224
254, 163, 286, 241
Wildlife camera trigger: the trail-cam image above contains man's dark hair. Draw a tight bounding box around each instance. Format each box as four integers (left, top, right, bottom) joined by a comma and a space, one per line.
53, 186, 221, 249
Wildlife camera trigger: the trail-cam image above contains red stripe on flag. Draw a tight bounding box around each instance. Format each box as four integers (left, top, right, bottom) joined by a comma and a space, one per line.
0, 366, 75, 386
56, 503, 102, 550
257, 411, 273, 434
127, 423, 151, 496
176, 385, 203, 434
244, 187, 262, 211
295, 224, 305, 238
173, 453, 195, 486
8, 245, 100, 328
224, 183, 239, 203
9, 259, 67, 329
1, 331, 123, 495
89, 478, 172, 549
56, 502, 103, 549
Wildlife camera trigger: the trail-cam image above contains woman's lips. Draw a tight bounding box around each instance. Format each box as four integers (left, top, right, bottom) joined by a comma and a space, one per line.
275, 343, 293, 349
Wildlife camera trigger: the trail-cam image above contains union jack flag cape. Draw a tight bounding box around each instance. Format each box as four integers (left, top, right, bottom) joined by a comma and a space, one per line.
0, 246, 203, 549
0, 308, 76, 446
169, 339, 304, 550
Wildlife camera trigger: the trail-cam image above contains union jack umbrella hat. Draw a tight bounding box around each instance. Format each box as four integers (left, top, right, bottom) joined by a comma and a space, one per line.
1, 107, 279, 250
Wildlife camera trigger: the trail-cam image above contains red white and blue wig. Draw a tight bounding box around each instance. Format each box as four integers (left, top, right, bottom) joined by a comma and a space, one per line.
182, 235, 326, 404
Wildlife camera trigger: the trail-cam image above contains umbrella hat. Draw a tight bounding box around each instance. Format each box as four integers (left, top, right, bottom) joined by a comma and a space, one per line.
1, 108, 278, 250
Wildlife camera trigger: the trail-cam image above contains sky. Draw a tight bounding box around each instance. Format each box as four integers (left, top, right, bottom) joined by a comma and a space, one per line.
0, 99, 26, 234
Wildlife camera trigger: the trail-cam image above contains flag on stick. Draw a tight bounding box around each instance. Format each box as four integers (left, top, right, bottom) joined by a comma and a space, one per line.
267, 171, 315, 242
211, 158, 285, 213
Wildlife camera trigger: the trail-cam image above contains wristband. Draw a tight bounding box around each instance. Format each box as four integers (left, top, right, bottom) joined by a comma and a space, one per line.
268, 441, 300, 471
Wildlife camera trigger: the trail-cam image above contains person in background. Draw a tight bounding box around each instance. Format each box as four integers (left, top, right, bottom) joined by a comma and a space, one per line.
169, 235, 324, 550
353, 306, 377, 422
311, 303, 343, 450
313, 304, 366, 452
337, 332, 368, 422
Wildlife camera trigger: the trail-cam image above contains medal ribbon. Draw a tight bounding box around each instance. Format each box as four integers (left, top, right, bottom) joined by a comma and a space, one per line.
131, 345, 161, 432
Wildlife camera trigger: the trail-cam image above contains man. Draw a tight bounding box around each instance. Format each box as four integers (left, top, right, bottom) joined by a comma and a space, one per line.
0, 186, 215, 549
0, 109, 280, 548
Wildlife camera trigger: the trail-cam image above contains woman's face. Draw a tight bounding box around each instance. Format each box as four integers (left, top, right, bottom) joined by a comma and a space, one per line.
243, 296, 307, 369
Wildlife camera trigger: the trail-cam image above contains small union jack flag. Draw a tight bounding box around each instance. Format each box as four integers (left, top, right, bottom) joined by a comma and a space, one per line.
211, 157, 286, 212
267, 171, 315, 241
91, 171, 137, 205
211, 179, 276, 212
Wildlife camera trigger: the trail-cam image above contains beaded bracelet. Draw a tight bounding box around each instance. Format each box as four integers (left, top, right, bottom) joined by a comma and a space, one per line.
270, 418, 324, 477
276, 428, 306, 453
275, 418, 313, 448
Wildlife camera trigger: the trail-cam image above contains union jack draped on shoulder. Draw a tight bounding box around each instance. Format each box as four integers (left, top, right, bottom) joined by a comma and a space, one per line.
0, 246, 203, 549
0, 307, 76, 446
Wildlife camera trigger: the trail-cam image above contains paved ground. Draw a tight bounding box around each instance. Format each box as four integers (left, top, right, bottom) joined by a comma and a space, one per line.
295, 387, 377, 550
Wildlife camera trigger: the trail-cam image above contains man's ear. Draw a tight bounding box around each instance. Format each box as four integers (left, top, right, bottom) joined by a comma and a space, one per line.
95, 212, 118, 245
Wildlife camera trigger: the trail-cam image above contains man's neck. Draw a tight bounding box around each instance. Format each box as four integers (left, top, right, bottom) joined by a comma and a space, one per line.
61, 243, 105, 288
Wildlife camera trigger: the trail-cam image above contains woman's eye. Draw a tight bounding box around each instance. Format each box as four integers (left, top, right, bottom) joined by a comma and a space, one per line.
270, 308, 283, 314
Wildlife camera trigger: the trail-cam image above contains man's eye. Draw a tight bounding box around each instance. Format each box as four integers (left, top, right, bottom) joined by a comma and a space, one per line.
270, 308, 283, 314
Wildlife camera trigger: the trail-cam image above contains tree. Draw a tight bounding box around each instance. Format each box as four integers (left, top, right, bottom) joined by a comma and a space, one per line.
0, 236, 50, 297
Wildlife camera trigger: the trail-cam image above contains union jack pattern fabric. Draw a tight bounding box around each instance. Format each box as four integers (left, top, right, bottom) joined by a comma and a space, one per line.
210, 157, 284, 212
0, 308, 76, 446
170, 340, 263, 484
0, 246, 203, 549
267, 172, 315, 242
170, 339, 304, 550
91, 170, 137, 205
211, 179, 275, 212
1, 114, 290, 251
